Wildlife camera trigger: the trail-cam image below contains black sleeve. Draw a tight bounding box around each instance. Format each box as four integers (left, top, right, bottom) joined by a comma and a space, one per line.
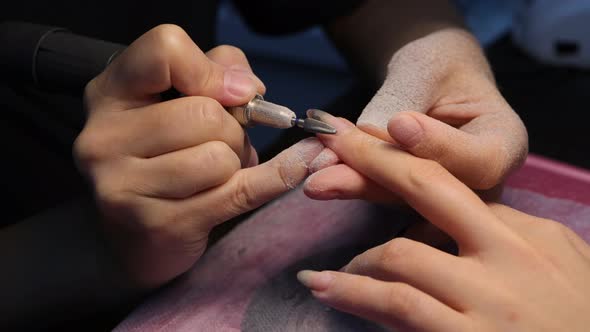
231, 0, 365, 35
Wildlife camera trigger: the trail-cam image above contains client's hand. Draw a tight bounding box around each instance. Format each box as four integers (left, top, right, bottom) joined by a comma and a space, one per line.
74, 24, 325, 289
298, 113, 590, 332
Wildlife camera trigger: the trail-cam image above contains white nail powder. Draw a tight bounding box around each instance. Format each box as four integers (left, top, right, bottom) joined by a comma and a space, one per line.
275, 138, 324, 189
309, 148, 339, 174
357, 29, 489, 131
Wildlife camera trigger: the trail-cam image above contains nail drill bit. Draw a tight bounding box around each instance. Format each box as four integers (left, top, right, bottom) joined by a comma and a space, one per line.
227, 94, 337, 134
291, 117, 337, 134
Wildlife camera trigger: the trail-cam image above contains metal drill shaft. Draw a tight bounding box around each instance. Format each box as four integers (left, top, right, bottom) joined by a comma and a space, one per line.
227, 95, 336, 134
227, 94, 296, 129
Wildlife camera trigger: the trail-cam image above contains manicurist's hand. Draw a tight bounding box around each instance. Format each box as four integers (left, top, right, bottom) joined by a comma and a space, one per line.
74, 24, 325, 289
298, 112, 590, 332
305, 29, 528, 202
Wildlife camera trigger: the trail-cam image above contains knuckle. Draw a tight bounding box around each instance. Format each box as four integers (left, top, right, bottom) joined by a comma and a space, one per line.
345, 254, 368, 274
229, 172, 258, 215
83, 78, 103, 109
187, 97, 225, 129
150, 24, 187, 53
73, 127, 110, 167
380, 238, 414, 267
476, 145, 509, 189
203, 141, 239, 170
213, 44, 247, 60
406, 159, 448, 190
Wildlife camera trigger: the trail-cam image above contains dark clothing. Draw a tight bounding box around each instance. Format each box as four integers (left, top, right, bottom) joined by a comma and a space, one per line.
233, 0, 362, 35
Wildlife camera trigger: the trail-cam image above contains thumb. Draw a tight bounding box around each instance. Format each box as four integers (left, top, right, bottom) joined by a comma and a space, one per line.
356, 58, 440, 141
89, 24, 259, 110
387, 111, 510, 189
196, 138, 325, 226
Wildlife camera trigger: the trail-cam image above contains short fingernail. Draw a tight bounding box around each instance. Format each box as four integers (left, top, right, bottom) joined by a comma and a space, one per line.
307, 109, 354, 133
388, 113, 423, 148
224, 69, 257, 98
297, 270, 333, 291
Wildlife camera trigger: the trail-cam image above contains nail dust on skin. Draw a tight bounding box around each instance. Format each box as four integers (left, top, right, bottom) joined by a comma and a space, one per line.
309, 148, 339, 174
357, 29, 487, 131
277, 138, 324, 189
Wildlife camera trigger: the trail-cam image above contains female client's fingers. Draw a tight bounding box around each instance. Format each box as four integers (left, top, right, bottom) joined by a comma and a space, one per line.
344, 237, 477, 311
310, 109, 514, 253
297, 270, 468, 332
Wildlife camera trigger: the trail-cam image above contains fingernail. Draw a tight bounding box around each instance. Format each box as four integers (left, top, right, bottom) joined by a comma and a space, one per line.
224, 69, 257, 98
307, 109, 354, 133
297, 270, 333, 291
388, 113, 423, 148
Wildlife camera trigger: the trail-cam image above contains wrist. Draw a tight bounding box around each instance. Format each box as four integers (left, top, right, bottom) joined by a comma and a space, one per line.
397, 28, 491, 74
92, 212, 154, 305
388, 28, 497, 96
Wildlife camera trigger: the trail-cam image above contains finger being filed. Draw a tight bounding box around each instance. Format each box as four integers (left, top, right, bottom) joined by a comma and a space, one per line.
116, 96, 248, 160
303, 164, 399, 203
133, 141, 240, 199
312, 110, 510, 251
182, 138, 324, 227
344, 238, 473, 310
206, 45, 266, 94
388, 111, 521, 189
298, 271, 467, 332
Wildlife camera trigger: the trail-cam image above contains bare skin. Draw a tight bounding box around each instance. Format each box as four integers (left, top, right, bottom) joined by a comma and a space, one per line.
298, 114, 590, 332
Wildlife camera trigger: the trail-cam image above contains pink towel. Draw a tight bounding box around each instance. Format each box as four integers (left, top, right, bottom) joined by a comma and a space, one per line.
115, 154, 590, 331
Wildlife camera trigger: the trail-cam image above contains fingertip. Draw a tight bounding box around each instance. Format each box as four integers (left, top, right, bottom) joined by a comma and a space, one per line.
297, 270, 334, 292
303, 164, 350, 200
387, 112, 424, 148
303, 172, 340, 200
227, 64, 266, 96
222, 68, 259, 104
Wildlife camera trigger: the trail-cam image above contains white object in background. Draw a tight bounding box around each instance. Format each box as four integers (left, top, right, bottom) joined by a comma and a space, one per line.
512, 0, 590, 68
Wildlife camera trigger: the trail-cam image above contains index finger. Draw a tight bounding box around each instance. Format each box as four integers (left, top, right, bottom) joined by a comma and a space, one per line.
88, 24, 259, 110
311, 110, 512, 252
